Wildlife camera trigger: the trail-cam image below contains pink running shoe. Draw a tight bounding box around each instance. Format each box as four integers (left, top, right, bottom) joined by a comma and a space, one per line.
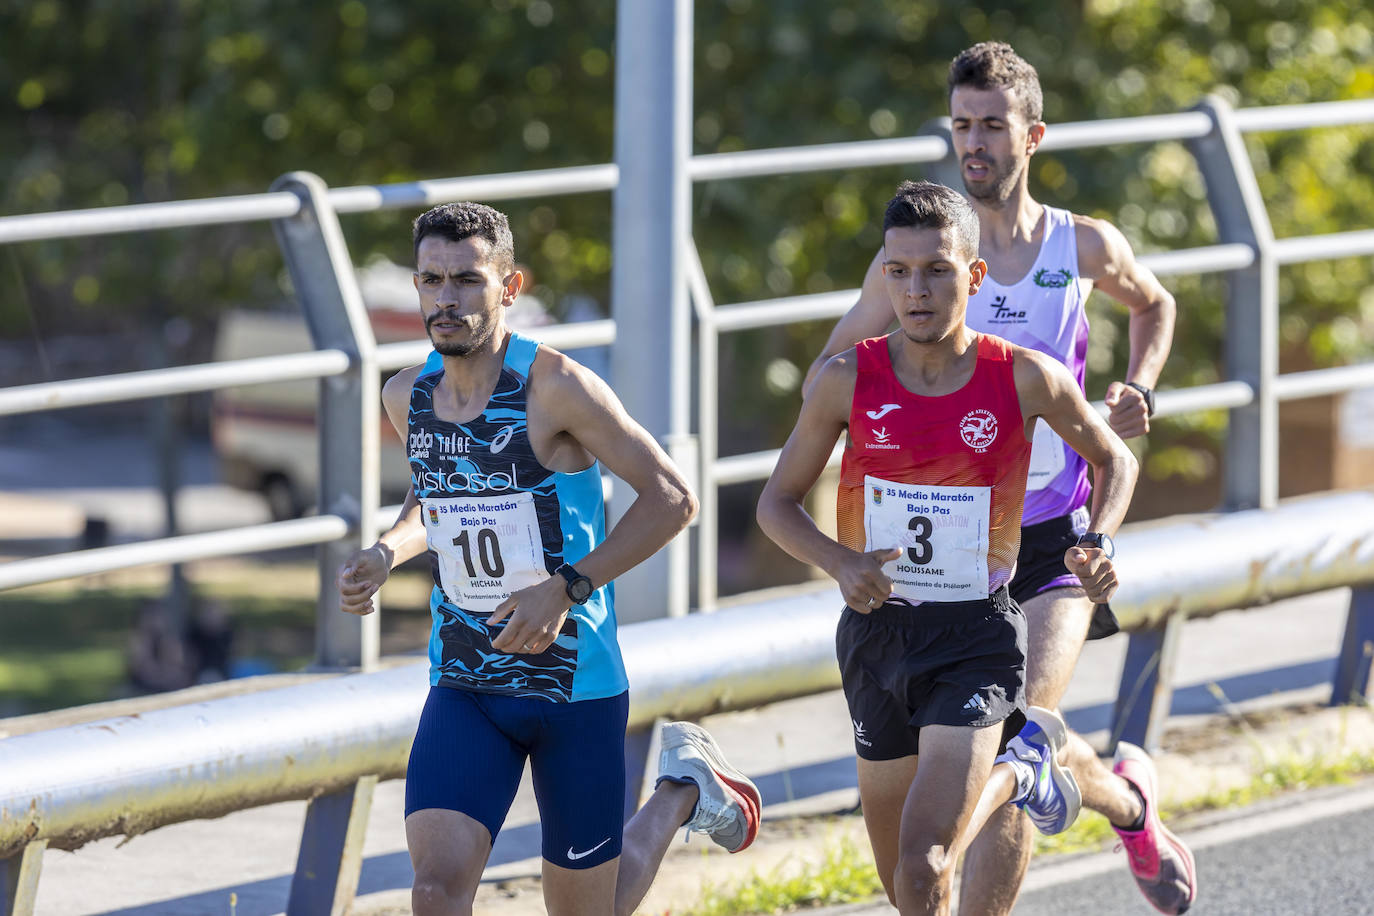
1112, 742, 1197, 914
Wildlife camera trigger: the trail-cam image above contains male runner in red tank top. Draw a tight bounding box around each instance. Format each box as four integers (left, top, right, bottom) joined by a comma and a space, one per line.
759, 181, 1137, 916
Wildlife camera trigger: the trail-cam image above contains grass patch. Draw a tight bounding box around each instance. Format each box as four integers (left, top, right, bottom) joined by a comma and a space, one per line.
680, 836, 884, 916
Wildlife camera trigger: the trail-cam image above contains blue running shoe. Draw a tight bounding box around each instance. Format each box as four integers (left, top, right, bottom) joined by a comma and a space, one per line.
1002, 705, 1081, 835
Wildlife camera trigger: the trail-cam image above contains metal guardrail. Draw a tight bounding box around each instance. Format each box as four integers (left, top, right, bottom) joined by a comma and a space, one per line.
1, 62, 1374, 916
3, 493, 1372, 903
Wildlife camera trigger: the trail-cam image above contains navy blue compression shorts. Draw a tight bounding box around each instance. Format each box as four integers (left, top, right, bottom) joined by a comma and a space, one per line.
405, 685, 629, 870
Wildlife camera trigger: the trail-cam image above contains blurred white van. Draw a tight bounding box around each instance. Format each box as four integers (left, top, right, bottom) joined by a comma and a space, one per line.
211, 305, 422, 519
211, 258, 566, 519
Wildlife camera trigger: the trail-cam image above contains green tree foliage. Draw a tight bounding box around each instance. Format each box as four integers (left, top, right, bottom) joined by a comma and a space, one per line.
3, 0, 1371, 494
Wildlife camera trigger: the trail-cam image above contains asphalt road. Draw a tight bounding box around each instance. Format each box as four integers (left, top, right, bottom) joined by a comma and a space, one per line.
1015, 781, 1374, 916
819, 780, 1374, 916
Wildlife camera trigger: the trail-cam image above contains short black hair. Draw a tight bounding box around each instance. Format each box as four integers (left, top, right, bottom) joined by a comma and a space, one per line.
882, 180, 980, 261
412, 202, 515, 272
948, 41, 1043, 125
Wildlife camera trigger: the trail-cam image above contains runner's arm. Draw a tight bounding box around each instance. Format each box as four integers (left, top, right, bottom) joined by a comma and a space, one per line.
802, 250, 895, 397
1078, 216, 1176, 437
759, 355, 899, 610
1015, 348, 1138, 537
530, 353, 697, 592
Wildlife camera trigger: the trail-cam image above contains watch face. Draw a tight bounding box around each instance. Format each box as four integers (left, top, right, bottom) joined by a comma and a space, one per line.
569, 577, 594, 602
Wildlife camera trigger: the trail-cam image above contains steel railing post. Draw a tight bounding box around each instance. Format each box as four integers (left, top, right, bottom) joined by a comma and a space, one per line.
0, 841, 44, 916
285, 776, 377, 916
1109, 614, 1185, 753
1186, 96, 1278, 510
1332, 587, 1374, 706
610, 0, 694, 621
271, 171, 381, 669
686, 242, 719, 611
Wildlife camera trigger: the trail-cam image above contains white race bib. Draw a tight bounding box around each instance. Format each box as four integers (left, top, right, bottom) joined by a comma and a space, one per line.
1027, 418, 1066, 491
863, 475, 991, 602
422, 492, 548, 613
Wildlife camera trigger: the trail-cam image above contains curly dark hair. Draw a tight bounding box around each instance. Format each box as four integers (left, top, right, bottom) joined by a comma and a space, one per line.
412, 202, 515, 271
882, 180, 980, 261
947, 41, 1043, 125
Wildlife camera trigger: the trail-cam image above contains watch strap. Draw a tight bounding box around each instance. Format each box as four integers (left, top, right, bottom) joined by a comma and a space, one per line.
1125, 381, 1156, 417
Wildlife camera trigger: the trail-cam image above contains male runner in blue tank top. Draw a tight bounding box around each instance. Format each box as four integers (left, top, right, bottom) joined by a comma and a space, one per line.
803, 43, 1194, 916
337, 202, 760, 916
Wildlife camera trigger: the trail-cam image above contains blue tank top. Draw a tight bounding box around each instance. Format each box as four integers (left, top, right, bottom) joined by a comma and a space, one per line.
408, 333, 627, 702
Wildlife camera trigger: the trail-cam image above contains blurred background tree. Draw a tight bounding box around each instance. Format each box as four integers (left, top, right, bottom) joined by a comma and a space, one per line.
2, 0, 1372, 591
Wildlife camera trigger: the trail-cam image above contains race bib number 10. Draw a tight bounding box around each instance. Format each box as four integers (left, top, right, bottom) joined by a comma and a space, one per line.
863, 475, 991, 602
422, 492, 548, 613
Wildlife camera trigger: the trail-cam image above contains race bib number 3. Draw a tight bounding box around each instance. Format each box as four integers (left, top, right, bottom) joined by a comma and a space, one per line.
1027, 418, 1066, 491
422, 492, 548, 613
863, 475, 991, 602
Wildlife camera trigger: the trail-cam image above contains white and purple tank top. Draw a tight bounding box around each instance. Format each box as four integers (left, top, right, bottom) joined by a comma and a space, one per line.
966, 206, 1092, 528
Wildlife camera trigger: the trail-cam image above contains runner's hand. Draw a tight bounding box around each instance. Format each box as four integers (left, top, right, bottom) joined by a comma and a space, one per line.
1104, 381, 1149, 439
1064, 546, 1118, 603
489, 576, 572, 654
832, 547, 900, 614
337, 545, 392, 616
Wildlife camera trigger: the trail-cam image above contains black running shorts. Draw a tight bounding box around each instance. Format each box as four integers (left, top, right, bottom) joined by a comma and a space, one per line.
1010, 513, 1121, 640
836, 586, 1028, 761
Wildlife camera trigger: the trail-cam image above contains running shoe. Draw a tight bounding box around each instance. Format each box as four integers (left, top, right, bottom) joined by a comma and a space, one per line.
1112, 741, 1198, 914
1001, 705, 1082, 835
656, 721, 761, 853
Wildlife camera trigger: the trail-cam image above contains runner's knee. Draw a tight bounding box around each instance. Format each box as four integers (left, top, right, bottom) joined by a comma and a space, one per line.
894, 845, 955, 902
412, 872, 472, 916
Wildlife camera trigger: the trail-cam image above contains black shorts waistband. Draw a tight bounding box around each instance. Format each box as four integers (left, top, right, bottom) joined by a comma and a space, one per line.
861, 584, 1013, 627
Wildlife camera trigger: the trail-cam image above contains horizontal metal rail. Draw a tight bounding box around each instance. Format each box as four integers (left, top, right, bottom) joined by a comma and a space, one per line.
3, 492, 1370, 857
689, 135, 948, 182
712, 290, 855, 332
1274, 364, 1374, 401
0, 516, 349, 592
1151, 380, 1255, 417
1037, 112, 1215, 150
374, 319, 616, 373
1137, 243, 1255, 276
328, 164, 620, 214
1231, 98, 1374, 133
0, 350, 351, 418
0, 193, 301, 245
1273, 230, 1374, 265
4, 100, 1370, 247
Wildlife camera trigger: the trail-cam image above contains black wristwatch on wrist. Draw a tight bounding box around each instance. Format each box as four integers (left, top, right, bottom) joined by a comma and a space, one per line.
1125, 381, 1156, 418
555, 562, 594, 605
1077, 532, 1116, 559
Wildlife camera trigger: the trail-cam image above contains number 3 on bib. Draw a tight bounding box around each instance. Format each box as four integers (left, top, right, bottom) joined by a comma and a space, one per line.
863, 475, 990, 602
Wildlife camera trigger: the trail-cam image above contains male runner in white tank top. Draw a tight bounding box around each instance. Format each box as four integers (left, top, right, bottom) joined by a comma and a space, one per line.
803, 43, 1193, 916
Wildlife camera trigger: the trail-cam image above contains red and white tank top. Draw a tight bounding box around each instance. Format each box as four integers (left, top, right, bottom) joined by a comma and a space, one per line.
837, 334, 1032, 605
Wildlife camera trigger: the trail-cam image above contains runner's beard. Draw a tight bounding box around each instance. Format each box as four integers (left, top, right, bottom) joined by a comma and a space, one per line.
428, 312, 497, 357
962, 154, 1024, 209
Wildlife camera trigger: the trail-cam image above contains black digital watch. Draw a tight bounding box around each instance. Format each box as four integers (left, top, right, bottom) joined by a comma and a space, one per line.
1076, 532, 1116, 559
555, 563, 594, 605
1125, 382, 1156, 418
